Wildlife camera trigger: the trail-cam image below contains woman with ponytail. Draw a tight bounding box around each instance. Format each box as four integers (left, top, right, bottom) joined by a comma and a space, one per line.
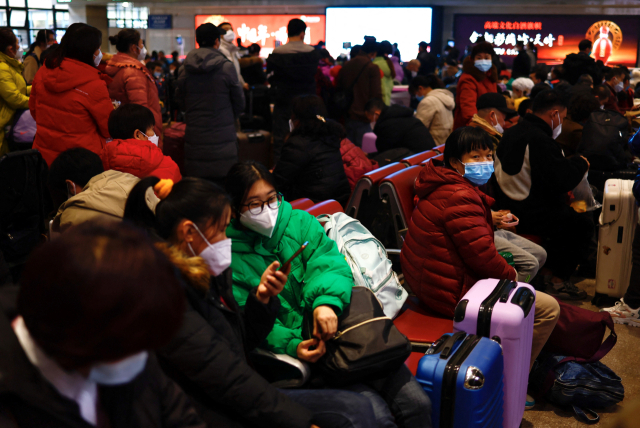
106, 30, 163, 146
22, 29, 55, 84
273, 95, 351, 206
30, 23, 113, 165
123, 177, 378, 428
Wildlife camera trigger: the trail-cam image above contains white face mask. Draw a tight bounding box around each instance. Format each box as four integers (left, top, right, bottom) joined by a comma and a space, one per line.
240, 204, 279, 238
93, 50, 103, 67
137, 45, 147, 62
187, 223, 232, 276
15, 45, 24, 60
223, 30, 236, 43
140, 130, 159, 147
88, 351, 148, 385
551, 112, 562, 140
289, 119, 295, 133
491, 113, 504, 134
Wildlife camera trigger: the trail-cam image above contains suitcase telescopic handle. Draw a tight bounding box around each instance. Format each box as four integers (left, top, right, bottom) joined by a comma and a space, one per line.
439, 331, 467, 359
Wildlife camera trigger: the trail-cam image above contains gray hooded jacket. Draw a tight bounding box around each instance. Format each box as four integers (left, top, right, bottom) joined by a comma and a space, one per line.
177, 47, 245, 179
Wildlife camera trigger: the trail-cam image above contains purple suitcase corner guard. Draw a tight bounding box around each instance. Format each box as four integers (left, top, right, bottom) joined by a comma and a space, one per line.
453, 278, 536, 428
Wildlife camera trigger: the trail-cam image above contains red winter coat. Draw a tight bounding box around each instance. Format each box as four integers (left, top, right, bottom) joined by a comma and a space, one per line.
105, 53, 163, 139
400, 161, 516, 318
453, 56, 498, 131
30, 59, 113, 166
101, 138, 181, 182
340, 138, 379, 190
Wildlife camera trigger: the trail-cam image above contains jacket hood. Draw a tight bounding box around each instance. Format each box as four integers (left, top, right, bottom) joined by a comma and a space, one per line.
41, 58, 102, 93
462, 56, 498, 83
184, 47, 227, 75
228, 201, 292, 254
102, 138, 165, 176
428, 89, 455, 110
105, 52, 152, 79
155, 242, 211, 294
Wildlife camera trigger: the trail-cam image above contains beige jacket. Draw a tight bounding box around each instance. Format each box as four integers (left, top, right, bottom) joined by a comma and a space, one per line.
22, 46, 42, 85
415, 89, 455, 146
52, 170, 140, 232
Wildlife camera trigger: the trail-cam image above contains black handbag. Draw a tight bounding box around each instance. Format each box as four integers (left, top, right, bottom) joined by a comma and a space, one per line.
307, 287, 412, 385
328, 62, 369, 120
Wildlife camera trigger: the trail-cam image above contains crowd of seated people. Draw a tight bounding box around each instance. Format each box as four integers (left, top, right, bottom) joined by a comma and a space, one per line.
3, 17, 640, 428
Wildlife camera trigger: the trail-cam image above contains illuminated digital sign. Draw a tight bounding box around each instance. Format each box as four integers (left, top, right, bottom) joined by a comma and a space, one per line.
454, 15, 639, 67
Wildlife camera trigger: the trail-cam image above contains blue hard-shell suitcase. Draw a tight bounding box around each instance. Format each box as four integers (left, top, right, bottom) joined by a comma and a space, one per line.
416, 332, 504, 428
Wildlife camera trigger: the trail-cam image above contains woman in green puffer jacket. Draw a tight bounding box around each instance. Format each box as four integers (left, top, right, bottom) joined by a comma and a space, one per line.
226, 161, 353, 361
225, 161, 433, 428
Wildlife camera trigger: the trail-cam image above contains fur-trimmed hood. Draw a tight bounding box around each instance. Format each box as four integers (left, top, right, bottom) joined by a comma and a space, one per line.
155, 242, 211, 294
462, 56, 498, 84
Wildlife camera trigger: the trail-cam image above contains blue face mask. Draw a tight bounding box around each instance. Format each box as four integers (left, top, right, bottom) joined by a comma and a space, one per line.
154, 71, 162, 79
416, 95, 425, 102
474, 59, 492, 72
459, 160, 494, 186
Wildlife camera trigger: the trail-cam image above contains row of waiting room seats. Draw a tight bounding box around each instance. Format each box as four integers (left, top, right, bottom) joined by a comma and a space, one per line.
291, 143, 453, 376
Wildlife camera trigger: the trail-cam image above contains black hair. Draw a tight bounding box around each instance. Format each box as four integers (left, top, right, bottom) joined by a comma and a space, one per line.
0, 28, 17, 54
225, 161, 277, 213
248, 43, 261, 55
551, 65, 565, 80
569, 93, 600, 123
530, 82, 552, 101
350, 45, 361, 57
40, 43, 59, 66
48, 148, 104, 193
287, 18, 307, 37
46, 23, 102, 69
443, 127, 493, 169
109, 29, 141, 53
365, 98, 385, 113
27, 29, 54, 55
593, 84, 611, 101
531, 65, 547, 82
377, 40, 393, 56
196, 23, 220, 48
146, 60, 162, 72
577, 74, 594, 85
218, 22, 232, 29
290, 95, 345, 141
361, 40, 377, 54
409, 74, 445, 93
578, 39, 592, 52
532, 89, 569, 114
604, 67, 625, 82
124, 177, 231, 241
108, 103, 156, 140
517, 98, 533, 117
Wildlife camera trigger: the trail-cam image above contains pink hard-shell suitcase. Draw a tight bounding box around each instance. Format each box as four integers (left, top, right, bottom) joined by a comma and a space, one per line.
453, 279, 535, 428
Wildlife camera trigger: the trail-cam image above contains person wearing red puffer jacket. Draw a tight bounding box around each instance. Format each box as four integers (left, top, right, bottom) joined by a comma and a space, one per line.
339, 138, 378, 190
453, 42, 498, 131
30, 23, 113, 166
101, 103, 181, 182
106, 29, 163, 146
400, 127, 516, 318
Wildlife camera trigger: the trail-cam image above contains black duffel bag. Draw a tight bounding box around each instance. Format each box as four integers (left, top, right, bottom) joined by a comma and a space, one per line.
307, 286, 411, 385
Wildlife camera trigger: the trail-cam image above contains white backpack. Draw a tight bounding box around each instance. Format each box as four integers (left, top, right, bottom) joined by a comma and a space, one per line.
317, 212, 408, 319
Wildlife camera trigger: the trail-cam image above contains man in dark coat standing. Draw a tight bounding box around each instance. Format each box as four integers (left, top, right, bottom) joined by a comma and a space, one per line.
562, 39, 602, 85
511, 40, 531, 79
177, 23, 245, 185
417, 41, 437, 76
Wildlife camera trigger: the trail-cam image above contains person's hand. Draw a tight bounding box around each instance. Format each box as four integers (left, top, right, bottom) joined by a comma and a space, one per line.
491, 210, 505, 226
580, 156, 590, 170
243, 82, 250, 91
256, 261, 289, 304
313, 305, 338, 341
297, 338, 326, 363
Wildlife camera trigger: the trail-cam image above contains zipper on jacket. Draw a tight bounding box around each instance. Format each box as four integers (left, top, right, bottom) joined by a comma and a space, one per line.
332, 317, 390, 340
477, 279, 514, 337
440, 335, 481, 428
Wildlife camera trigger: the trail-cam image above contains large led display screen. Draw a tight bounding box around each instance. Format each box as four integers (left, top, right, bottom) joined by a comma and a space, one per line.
195, 14, 325, 56
454, 15, 640, 67
326, 7, 432, 60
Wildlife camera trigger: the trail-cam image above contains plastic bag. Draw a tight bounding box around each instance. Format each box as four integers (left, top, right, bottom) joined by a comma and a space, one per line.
571, 173, 602, 213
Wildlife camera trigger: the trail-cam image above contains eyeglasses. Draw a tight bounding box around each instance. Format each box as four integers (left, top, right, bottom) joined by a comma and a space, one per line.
243, 193, 283, 215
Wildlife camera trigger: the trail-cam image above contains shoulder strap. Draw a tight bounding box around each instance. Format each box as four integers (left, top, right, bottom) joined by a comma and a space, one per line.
348, 62, 370, 91
572, 406, 600, 425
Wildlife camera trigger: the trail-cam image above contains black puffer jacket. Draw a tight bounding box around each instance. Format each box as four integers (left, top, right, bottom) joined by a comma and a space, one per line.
0, 286, 206, 428
375, 104, 436, 154
155, 244, 313, 428
176, 47, 245, 180
267, 49, 320, 106
273, 121, 351, 206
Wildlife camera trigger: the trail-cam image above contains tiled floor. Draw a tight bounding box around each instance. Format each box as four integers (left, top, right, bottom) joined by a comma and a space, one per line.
523, 278, 640, 427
